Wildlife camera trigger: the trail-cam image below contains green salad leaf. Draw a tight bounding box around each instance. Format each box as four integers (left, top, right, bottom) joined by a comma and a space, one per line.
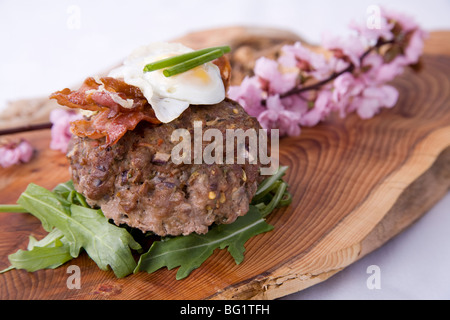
135, 205, 273, 280
3, 182, 142, 278
6, 229, 72, 272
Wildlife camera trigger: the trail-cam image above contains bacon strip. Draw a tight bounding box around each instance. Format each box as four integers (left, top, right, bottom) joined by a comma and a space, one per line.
50, 77, 161, 146
213, 55, 231, 92
49, 56, 230, 147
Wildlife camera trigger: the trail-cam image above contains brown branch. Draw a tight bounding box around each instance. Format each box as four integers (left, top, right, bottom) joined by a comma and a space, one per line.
279, 64, 355, 100
0, 122, 52, 136
261, 39, 395, 105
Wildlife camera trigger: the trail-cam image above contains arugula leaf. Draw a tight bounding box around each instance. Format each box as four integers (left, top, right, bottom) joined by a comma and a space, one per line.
27, 228, 66, 250
8, 230, 73, 272
52, 180, 76, 196
135, 205, 274, 280
7, 245, 72, 272
17, 183, 141, 278
1, 228, 72, 273
68, 204, 142, 277
53, 180, 90, 208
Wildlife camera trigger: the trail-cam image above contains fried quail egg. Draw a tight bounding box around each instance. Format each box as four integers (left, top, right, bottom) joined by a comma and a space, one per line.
108, 42, 225, 123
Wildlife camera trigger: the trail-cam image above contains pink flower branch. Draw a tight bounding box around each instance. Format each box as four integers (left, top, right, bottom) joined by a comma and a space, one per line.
269, 39, 396, 104
228, 8, 428, 136
0, 122, 52, 136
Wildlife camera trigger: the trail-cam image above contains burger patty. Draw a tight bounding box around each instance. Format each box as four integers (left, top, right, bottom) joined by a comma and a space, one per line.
67, 98, 263, 236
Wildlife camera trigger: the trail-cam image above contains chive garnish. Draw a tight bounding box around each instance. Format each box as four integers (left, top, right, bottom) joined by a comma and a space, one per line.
143, 45, 230, 77
162, 49, 223, 77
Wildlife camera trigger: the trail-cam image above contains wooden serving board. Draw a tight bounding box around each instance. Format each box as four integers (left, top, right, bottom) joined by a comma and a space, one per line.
0, 28, 449, 300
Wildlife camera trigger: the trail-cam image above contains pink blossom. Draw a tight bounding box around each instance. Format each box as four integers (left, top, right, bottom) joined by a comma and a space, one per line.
226, 8, 424, 138
348, 18, 394, 43
374, 31, 426, 71
331, 73, 365, 117
0, 139, 34, 168
50, 109, 82, 153
254, 57, 297, 94
321, 32, 365, 68
361, 54, 403, 84
350, 85, 399, 119
404, 29, 427, 64
383, 9, 419, 32
382, 8, 428, 65
279, 42, 331, 80
227, 76, 265, 117
359, 29, 426, 84
300, 90, 333, 127
257, 95, 301, 137
280, 95, 309, 115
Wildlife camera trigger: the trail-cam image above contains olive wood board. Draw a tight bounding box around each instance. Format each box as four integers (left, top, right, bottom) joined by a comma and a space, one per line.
0, 28, 449, 300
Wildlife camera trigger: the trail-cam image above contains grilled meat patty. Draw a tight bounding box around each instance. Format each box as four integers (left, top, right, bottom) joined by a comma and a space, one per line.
67, 98, 262, 236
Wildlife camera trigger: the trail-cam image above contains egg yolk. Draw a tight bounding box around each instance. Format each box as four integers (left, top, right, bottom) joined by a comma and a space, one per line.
191, 67, 211, 84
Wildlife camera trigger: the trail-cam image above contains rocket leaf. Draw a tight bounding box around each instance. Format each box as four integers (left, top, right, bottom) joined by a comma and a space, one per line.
135, 205, 274, 280
1, 228, 72, 273
16, 183, 141, 278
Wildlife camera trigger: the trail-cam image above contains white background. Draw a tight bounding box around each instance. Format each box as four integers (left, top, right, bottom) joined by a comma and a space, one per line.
0, 0, 449, 300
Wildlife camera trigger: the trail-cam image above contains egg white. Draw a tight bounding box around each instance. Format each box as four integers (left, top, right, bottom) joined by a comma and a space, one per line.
108, 42, 225, 123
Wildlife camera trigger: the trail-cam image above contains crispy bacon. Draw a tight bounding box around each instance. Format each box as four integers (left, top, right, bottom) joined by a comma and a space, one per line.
213, 55, 232, 92
70, 107, 160, 145
50, 56, 231, 147
50, 77, 161, 146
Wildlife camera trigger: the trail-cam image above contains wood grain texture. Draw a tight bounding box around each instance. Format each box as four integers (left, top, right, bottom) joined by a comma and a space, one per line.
0, 29, 449, 300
